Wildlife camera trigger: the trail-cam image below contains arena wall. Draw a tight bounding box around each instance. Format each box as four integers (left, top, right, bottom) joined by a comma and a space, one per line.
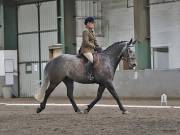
50, 69, 180, 99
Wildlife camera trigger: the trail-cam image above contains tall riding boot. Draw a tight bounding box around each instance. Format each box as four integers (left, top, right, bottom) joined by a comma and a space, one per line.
85, 61, 94, 80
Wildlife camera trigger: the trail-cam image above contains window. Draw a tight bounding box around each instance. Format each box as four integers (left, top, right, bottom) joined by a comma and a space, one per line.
127, 0, 180, 8
152, 47, 169, 69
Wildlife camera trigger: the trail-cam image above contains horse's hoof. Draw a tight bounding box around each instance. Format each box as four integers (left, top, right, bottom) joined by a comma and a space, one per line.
76, 110, 83, 114
122, 110, 129, 114
83, 109, 89, 114
36, 108, 42, 113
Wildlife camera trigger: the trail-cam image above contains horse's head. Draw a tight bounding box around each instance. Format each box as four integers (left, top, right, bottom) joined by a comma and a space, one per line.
103, 39, 137, 70
121, 39, 137, 69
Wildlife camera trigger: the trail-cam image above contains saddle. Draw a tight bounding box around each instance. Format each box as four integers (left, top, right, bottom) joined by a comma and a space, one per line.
76, 52, 100, 64
76, 46, 103, 63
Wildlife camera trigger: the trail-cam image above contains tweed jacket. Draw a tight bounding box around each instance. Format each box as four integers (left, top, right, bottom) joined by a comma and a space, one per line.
80, 28, 99, 54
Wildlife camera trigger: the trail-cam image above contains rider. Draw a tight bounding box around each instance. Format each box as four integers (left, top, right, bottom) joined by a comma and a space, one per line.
80, 16, 100, 80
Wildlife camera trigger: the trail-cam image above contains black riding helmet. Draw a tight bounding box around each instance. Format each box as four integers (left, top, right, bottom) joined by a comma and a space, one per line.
84, 16, 95, 25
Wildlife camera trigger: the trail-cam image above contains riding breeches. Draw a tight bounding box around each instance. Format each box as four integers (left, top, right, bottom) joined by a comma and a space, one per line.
83, 52, 93, 63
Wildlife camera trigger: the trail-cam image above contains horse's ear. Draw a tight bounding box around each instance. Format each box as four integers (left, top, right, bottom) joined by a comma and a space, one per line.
127, 38, 132, 45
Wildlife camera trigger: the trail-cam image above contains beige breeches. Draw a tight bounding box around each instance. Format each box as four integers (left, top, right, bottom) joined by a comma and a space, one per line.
83, 52, 94, 63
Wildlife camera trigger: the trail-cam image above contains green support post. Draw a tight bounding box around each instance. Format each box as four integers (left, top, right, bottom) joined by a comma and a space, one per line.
4, 0, 17, 50
57, 0, 65, 53
60, 0, 65, 53
134, 0, 151, 70
63, 0, 76, 54
57, 0, 76, 54
135, 40, 151, 69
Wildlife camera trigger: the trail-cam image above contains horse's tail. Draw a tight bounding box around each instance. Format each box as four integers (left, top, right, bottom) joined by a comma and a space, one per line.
34, 73, 49, 102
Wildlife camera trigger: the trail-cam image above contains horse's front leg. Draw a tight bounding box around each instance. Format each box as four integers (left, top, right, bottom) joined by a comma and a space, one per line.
105, 81, 128, 114
84, 84, 105, 114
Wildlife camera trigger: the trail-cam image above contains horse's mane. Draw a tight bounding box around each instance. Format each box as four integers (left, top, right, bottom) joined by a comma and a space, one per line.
103, 41, 127, 54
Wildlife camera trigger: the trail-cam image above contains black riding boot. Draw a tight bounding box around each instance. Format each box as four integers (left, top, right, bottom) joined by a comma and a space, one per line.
85, 61, 94, 80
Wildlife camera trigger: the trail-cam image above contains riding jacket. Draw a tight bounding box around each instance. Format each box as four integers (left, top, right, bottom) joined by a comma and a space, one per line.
80, 28, 99, 54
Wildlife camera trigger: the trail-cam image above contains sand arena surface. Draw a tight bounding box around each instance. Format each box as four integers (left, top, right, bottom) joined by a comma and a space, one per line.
0, 98, 180, 135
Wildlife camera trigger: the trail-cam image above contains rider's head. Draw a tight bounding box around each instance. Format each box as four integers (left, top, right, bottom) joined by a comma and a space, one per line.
84, 16, 95, 29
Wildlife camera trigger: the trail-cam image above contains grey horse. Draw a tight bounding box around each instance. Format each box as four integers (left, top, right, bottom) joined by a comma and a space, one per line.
35, 39, 136, 114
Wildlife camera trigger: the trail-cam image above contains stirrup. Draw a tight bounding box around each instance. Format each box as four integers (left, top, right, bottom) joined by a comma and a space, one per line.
88, 73, 94, 80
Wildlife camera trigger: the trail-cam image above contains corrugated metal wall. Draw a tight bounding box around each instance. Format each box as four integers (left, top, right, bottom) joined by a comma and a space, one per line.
40, 1, 57, 62
18, 4, 39, 97
18, 1, 57, 97
18, 34, 39, 62
40, 32, 57, 61
18, 4, 38, 33
40, 2, 57, 31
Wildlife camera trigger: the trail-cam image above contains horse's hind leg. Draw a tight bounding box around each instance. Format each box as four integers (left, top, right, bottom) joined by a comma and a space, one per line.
105, 81, 128, 114
63, 78, 82, 113
84, 84, 105, 114
36, 81, 59, 113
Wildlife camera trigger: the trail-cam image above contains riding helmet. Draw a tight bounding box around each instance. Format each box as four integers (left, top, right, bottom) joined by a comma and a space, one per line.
84, 16, 95, 25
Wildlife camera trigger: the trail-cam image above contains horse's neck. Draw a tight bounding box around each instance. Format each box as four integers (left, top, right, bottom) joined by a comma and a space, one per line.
103, 44, 125, 72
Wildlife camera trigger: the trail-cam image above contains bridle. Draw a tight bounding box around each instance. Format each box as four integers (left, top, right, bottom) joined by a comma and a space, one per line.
121, 47, 136, 69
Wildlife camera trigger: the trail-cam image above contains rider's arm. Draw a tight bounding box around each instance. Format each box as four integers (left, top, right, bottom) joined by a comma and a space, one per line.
94, 38, 99, 48
92, 31, 100, 48
82, 30, 95, 49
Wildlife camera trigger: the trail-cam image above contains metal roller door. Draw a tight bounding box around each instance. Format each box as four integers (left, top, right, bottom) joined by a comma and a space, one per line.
18, 1, 57, 97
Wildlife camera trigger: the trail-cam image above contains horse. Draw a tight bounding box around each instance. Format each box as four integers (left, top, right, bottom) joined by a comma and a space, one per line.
35, 39, 136, 114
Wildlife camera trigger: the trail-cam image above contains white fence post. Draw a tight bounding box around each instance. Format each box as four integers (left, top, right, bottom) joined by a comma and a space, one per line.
161, 93, 167, 106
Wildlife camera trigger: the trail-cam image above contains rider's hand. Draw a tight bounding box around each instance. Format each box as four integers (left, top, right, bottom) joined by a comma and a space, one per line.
95, 46, 102, 53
